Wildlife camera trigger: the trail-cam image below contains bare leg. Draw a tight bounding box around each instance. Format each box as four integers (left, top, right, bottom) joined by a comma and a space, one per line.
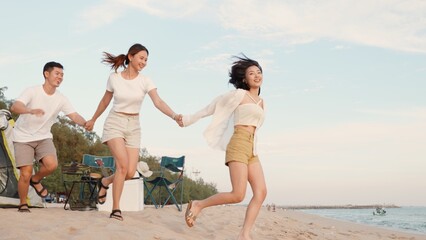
18, 165, 33, 205
105, 138, 139, 218
238, 162, 267, 240
106, 138, 127, 212
186, 162, 248, 226
124, 147, 139, 180
30, 155, 57, 196
32, 155, 58, 182
97, 173, 113, 204
99, 148, 138, 187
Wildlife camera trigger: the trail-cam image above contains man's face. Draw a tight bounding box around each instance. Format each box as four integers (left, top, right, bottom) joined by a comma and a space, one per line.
44, 67, 64, 87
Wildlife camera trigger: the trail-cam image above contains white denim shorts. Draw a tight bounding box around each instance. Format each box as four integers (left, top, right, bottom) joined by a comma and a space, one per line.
102, 111, 141, 148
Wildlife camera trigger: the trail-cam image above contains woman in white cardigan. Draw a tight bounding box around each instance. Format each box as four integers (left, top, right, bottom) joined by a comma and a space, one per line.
184, 55, 266, 240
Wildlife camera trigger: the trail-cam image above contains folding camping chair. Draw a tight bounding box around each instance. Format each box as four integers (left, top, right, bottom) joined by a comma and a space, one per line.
81, 154, 115, 200
82, 154, 116, 177
61, 162, 95, 210
144, 156, 185, 211
61, 155, 115, 210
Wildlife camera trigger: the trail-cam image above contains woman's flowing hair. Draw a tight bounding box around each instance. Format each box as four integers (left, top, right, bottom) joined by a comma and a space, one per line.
228, 54, 262, 95
102, 43, 149, 72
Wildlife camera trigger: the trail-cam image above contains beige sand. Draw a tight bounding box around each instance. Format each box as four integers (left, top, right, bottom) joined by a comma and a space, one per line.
1, 204, 425, 240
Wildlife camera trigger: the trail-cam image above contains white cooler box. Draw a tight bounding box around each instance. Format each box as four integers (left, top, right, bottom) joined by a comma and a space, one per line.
97, 174, 144, 212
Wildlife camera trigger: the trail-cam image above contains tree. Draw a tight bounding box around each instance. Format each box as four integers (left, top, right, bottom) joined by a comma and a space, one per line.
0, 86, 10, 110
0, 86, 19, 120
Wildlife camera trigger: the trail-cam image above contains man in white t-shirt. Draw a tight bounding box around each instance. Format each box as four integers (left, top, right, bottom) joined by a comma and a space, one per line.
10, 61, 87, 213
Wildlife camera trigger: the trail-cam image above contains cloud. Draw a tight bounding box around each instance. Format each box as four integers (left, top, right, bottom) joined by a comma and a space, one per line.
332, 45, 351, 51
74, 0, 207, 32
179, 53, 232, 72
218, 0, 426, 53
73, 0, 127, 33
0, 48, 88, 65
120, 0, 206, 18
0, 54, 32, 65
356, 107, 426, 119
302, 80, 325, 93
75, 0, 426, 53
261, 106, 426, 161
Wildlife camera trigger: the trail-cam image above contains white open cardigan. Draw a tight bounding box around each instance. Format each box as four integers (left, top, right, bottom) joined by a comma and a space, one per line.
183, 89, 264, 155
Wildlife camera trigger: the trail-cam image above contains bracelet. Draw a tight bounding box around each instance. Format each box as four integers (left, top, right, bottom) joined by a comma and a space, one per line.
171, 113, 176, 120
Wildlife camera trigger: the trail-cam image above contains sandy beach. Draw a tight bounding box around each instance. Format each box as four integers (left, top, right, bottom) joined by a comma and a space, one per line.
1, 204, 425, 240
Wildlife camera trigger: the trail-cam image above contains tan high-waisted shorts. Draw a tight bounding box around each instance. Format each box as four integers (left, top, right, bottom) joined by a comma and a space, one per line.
102, 111, 141, 148
225, 128, 259, 166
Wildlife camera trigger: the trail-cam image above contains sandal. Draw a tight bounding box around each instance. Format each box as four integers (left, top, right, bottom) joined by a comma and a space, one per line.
18, 204, 31, 213
30, 177, 48, 198
185, 200, 197, 227
97, 177, 109, 205
110, 209, 123, 221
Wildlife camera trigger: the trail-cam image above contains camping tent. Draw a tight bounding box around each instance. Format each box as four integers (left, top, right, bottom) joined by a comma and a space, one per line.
0, 109, 43, 207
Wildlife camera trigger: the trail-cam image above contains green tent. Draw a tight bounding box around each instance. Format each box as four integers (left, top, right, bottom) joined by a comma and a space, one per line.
0, 110, 43, 207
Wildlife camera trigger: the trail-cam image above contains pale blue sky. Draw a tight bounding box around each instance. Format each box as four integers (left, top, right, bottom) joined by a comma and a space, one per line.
1, 1, 425, 206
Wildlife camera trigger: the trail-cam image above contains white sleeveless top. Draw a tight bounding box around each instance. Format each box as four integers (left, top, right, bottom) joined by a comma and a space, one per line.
182, 89, 266, 155
234, 94, 264, 127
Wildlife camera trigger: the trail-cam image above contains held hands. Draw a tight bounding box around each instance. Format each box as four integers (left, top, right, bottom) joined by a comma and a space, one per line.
84, 119, 95, 131
174, 114, 184, 127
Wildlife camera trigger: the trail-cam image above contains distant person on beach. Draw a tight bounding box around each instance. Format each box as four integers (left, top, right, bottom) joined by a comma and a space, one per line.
85, 43, 183, 221
183, 54, 266, 240
11, 61, 87, 213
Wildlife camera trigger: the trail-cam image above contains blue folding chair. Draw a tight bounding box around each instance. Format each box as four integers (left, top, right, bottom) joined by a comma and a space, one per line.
81, 155, 115, 206
62, 155, 116, 210
144, 156, 185, 211
82, 154, 116, 176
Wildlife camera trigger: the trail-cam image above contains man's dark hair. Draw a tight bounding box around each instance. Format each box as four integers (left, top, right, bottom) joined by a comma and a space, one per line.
43, 61, 64, 76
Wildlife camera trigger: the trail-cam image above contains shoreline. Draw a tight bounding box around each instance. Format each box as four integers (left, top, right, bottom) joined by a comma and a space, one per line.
278, 204, 401, 209
1, 204, 425, 240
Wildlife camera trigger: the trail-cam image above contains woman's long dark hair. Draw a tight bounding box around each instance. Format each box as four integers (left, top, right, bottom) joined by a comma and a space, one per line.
102, 43, 149, 72
228, 54, 262, 95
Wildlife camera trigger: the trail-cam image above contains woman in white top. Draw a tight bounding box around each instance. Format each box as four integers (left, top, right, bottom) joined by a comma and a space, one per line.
183, 55, 266, 240
85, 43, 182, 221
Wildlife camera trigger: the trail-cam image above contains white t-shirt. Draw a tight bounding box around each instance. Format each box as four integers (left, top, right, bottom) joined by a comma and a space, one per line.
106, 72, 156, 113
13, 85, 76, 142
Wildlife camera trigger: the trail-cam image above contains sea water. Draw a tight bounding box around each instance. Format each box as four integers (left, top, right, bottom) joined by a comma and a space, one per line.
301, 206, 426, 235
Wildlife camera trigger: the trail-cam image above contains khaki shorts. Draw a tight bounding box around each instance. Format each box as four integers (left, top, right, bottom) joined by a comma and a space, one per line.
225, 128, 259, 166
102, 111, 141, 148
13, 139, 57, 168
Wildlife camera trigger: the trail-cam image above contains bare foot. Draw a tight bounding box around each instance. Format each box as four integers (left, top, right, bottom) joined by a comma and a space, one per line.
237, 230, 252, 240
